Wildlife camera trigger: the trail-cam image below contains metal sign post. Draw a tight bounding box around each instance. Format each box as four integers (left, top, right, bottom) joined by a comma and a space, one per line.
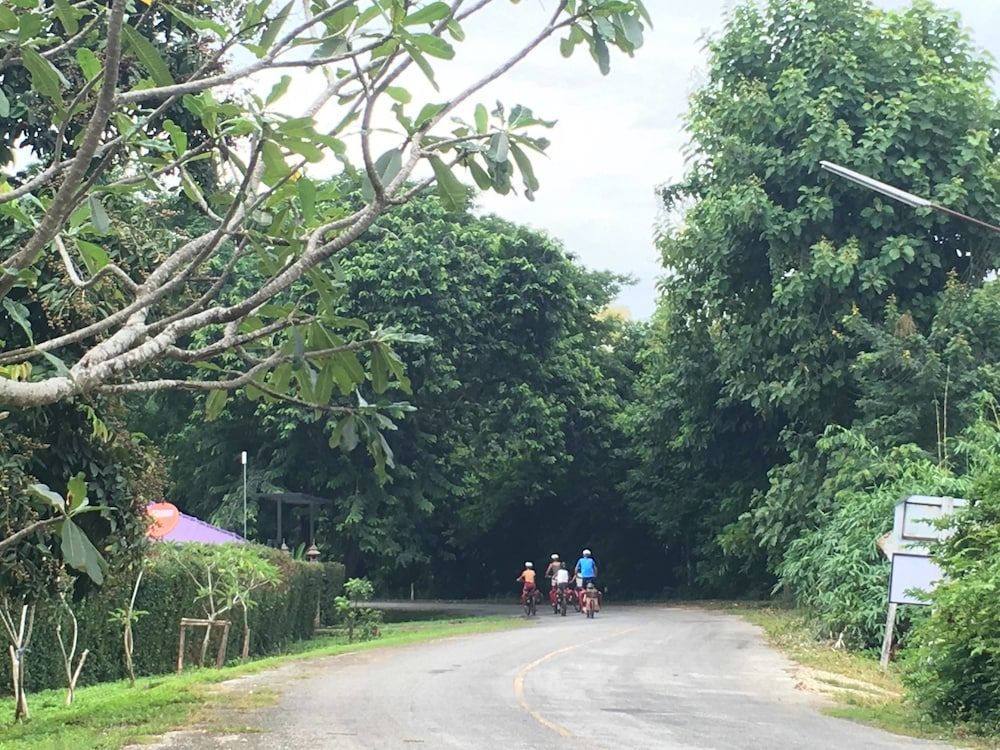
240, 451, 248, 539
877, 496, 966, 668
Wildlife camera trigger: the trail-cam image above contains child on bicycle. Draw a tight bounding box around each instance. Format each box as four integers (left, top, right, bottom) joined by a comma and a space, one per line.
516, 561, 538, 604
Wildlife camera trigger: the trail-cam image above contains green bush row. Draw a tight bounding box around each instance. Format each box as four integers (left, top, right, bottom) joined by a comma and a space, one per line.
1, 544, 345, 694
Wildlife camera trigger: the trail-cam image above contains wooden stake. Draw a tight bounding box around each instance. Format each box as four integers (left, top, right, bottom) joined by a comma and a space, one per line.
176, 622, 186, 674
216, 621, 231, 668
880, 602, 898, 669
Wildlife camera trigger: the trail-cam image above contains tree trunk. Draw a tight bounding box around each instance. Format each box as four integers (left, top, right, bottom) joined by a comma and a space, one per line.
124, 621, 136, 686
198, 620, 213, 666
9, 645, 28, 721
241, 605, 250, 660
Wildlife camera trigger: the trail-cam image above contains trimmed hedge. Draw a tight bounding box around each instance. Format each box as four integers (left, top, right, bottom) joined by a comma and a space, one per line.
2, 545, 344, 694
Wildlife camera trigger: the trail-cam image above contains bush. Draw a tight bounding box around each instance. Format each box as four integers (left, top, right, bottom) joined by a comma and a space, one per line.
777, 431, 965, 649
333, 578, 383, 643
0, 543, 326, 694
905, 424, 1000, 731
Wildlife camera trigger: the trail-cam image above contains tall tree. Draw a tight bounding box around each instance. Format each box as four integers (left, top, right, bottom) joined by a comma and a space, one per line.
142, 192, 657, 595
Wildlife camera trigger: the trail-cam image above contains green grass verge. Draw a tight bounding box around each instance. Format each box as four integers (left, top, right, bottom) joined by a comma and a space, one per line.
727, 604, 999, 749
0, 616, 523, 750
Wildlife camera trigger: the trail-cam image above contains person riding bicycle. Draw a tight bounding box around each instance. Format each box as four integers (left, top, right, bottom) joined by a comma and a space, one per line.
545, 554, 562, 605
575, 549, 598, 589
516, 562, 538, 604
555, 562, 571, 600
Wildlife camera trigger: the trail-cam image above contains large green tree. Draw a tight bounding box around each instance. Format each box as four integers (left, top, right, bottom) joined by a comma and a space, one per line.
141, 191, 660, 595
627, 0, 1000, 590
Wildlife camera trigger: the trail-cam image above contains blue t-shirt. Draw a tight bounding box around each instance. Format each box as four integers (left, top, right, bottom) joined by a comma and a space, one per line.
577, 557, 596, 577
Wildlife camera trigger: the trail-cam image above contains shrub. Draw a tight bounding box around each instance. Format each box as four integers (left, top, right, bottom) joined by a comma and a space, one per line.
777, 430, 965, 649
333, 578, 382, 643
0, 544, 326, 694
905, 423, 1000, 730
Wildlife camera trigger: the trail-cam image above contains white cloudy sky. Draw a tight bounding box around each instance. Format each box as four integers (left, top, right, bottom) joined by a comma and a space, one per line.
419, 0, 1000, 318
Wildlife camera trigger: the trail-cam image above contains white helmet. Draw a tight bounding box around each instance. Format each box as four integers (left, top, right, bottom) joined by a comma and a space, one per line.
525, 561, 533, 568
551, 553, 559, 560
582, 549, 591, 556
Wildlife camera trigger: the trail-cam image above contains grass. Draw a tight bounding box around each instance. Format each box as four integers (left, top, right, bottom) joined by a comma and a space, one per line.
0, 616, 523, 750
727, 603, 1000, 749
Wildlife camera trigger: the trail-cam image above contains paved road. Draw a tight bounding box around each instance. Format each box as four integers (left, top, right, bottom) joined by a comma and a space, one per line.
162, 605, 952, 750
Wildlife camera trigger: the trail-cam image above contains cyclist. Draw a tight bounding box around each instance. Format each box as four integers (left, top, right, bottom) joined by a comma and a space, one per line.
516, 562, 538, 605
545, 553, 562, 606
555, 562, 571, 605
575, 549, 598, 589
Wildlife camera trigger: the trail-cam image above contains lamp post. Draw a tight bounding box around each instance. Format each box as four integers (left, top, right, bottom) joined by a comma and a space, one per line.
819, 160, 1000, 235
240, 451, 248, 539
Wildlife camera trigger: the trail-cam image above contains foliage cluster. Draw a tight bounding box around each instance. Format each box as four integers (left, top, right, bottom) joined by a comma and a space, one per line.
0, 543, 328, 694
140, 192, 662, 598
626, 0, 1000, 593
333, 577, 383, 642
904, 418, 1000, 731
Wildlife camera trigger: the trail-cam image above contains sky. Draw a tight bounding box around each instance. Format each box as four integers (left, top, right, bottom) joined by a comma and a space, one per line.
428, 0, 1000, 319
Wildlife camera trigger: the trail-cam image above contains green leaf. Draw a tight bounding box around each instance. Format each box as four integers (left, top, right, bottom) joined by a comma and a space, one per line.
486, 132, 509, 163
474, 103, 488, 134
414, 102, 446, 129
468, 159, 492, 190
261, 140, 289, 186
402, 41, 438, 89
29, 483, 65, 513
430, 156, 466, 212
88, 194, 111, 233
3, 297, 33, 344
403, 2, 451, 26
66, 473, 87, 513
0, 6, 16, 31
179, 168, 205, 205
76, 240, 110, 274
0, 88, 8, 118
297, 177, 317, 223
592, 32, 611, 76
341, 415, 360, 451
618, 12, 644, 49
163, 3, 228, 37
266, 74, 292, 105
39, 350, 69, 376
258, 0, 293, 56
122, 24, 175, 87
75, 48, 101, 82
385, 86, 412, 104
411, 33, 454, 60
360, 148, 403, 201
61, 518, 105, 585
21, 47, 65, 106
163, 118, 188, 156
54, 0, 79, 35
510, 142, 539, 196
205, 389, 228, 421
371, 347, 389, 394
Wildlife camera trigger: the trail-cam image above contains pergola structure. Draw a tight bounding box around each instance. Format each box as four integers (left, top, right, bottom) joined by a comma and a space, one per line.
255, 491, 334, 549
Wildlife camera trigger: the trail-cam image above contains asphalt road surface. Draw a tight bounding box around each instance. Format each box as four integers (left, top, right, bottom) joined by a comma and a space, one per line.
159, 605, 953, 750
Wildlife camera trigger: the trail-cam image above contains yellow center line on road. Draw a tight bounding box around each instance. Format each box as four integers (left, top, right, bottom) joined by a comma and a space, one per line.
513, 626, 641, 737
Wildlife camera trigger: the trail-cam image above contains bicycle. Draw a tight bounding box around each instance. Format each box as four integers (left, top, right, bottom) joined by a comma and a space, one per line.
522, 587, 538, 617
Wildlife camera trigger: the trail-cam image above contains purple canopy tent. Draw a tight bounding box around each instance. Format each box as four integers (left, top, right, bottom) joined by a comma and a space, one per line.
147, 505, 245, 544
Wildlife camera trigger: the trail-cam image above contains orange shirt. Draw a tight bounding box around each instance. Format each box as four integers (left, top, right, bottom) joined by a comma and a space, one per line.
519, 569, 536, 585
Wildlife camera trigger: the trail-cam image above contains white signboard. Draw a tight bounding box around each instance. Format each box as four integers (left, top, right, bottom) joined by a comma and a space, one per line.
892, 495, 966, 549
889, 553, 942, 606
